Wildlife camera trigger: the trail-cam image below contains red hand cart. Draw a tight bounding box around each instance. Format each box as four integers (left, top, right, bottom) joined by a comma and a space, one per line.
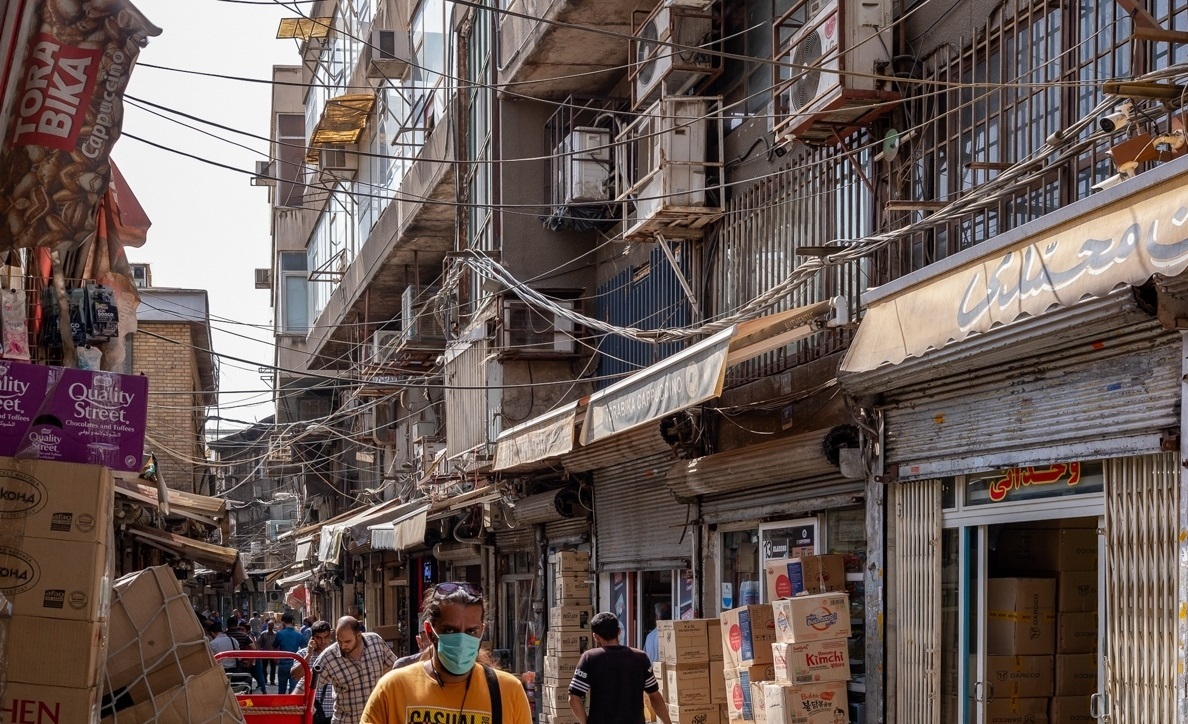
214, 650, 319, 724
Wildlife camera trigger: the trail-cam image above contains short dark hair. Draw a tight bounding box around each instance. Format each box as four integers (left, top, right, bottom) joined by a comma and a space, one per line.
282, 613, 295, 625
227, 616, 241, 629
312, 620, 332, 635
590, 612, 620, 639
206, 620, 224, 634
252, 611, 259, 616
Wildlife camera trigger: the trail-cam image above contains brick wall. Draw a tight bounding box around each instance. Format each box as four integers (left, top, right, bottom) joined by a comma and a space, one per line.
132, 321, 207, 492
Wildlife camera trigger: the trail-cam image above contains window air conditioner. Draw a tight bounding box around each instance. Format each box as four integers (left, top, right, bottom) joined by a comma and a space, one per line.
502, 299, 577, 354
555, 127, 611, 204
631, 0, 716, 111
370, 330, 403, 366
773, 0, 894, 143
368, 29, 411, 80
252, 159, 276, 186
254, 268, 272, 290
318, 144, 358, 178
401, 286, 447, 345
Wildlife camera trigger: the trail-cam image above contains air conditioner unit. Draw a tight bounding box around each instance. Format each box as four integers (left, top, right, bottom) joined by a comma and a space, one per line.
361, 400, 398, 446
401, 286, 447, 345
252, 159, 276, 187
370, 330, 403, 366
502, 299, 577, 354
318, 143, 358, 178
254, 268, 272, 290
129, 263, 151, 288
555, 127, 611, 204
367, 29, 411, 80
413, 437, 446, 475
773, 0, 894, 143
631, 0, 717, 111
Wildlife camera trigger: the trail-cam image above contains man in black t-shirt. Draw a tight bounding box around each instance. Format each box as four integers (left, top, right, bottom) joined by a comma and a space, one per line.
568, 612, 672, 724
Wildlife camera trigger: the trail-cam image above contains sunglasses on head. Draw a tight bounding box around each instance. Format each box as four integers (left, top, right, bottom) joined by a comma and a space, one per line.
433, 581, 483, 598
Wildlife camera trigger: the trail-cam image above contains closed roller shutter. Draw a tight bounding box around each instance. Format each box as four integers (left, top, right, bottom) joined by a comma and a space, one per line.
698, 473, 863, 525
593, 453, 691, 572
495, 527, 534, 552
544, 517, 590, 546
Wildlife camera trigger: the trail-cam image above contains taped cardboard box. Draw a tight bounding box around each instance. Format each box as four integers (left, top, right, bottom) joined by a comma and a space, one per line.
550, 604, 593, 630
720, 605, 776, 667
996, 529, 1097, 573
984, 697, 1050, 724
3, 682, 100, 724
540, 683, 573, 709
655, 661, 667, 696
7, 615, 106, 689
550, 550, 590, 574
666, 663, 712, 705
981, 656, 1054, 698
0, 458, 113, 544
106, 565, 207, 694
104, 644, 218, 715
0, 534, 110, 621
547, 630, 593, 656
771, 593, 851, 644
772, 639, 850, 684
987, 578, 1056, 655
544, 655, 583, 679
553, 574, 592, 604
748, 679, 768, 724
762, 681, 848, 724
708, 618, 723, 661
1054, 654, 1096, 696
763, 555, 846, 601
669, 703, 723, 724
710, 662, 727, 704
659, 619, 711, 664
1056, 612, 1098, 654
1049, 695, 1093, 722
100, 664, 244, 724
723, 664, 776, 722
1056, 571, 1098, 613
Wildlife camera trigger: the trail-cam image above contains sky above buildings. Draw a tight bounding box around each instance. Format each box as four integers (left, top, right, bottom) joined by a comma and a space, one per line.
114, 0, 295, 432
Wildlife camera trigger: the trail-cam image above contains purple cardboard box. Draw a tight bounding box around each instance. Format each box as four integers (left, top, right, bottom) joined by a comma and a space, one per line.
0, 361, 51, 457
16, 367, 148, 471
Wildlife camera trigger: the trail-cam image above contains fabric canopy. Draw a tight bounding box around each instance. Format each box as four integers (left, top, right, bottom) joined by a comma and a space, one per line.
308, 94, 376, 158
126, 524, 245, 585
276, 17, 332, 39
370, 505, 430, 551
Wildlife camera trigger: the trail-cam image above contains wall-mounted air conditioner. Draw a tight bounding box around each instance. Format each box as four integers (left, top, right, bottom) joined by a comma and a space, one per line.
252, 160, 275, 187
402, 286, 446, 345
254, 268, 272, 290
631, 0, 717, 111
361, 400, 398, 447
318, 143, 358, 178
501, 299, 577, 354
772, 0, 895, 143
370, 330, 402, 366
368, 29, 411, 80
129, 263, 151, 289
555, 127, 611, 204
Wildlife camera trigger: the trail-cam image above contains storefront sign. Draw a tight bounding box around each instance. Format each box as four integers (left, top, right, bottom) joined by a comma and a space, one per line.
493, 403, 578, 470
842, 172, 1188, 372
967, 461, 1103, 506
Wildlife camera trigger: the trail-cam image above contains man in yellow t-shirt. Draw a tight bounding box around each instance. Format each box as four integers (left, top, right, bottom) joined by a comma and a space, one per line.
362, 582, 531, 724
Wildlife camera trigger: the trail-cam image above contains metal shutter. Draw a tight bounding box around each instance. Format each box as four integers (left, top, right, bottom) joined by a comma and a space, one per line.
593, 453, 692, 571
697, 473, 862, 525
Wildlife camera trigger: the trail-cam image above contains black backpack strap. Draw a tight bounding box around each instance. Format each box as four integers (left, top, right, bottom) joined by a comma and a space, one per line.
483, 665, 502, 724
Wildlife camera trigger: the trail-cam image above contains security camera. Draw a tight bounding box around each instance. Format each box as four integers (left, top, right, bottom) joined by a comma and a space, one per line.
1100, 102, 1134, 134
1092, 173, 1126, 192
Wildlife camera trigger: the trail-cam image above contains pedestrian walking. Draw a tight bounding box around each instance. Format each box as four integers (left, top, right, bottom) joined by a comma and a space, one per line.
301, 616, 315, 644
274, 612, 305, 693
392, 631, 427, 669
360, 582, 531, 724
293, 616, 395, 723
258, 621, 279, 685
249, 610, 263, 637
294, 620, 337, 724
207, 621, 238, 671
568, 612, 671, 724
226, 616, 260, 690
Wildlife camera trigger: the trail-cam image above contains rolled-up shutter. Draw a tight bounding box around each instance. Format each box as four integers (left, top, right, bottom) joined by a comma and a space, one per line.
544, 517, 590, 546
698, 473, 862, 526
495, 527, 534, 552
593, 453, 691, 572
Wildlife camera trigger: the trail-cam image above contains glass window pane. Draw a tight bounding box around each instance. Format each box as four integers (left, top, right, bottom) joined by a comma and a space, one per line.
283, 273, 309, 333
719, 529, 759, 611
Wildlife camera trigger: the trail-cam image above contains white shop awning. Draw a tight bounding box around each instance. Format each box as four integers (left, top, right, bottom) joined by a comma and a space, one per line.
370, 504, 430, 551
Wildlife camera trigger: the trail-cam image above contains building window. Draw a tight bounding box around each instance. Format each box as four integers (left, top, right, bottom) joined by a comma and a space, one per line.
276, 114, 306, 207
279, 251, 310, 335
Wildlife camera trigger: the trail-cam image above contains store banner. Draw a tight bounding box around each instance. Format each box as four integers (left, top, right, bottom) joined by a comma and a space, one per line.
581, 327, 734, 445
0, 0, 159, 252
493, 402, 578, 470
842, 175, 1188, 373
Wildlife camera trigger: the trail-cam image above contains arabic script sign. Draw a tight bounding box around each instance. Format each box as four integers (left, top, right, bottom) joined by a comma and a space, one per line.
967, 461, 1103, 506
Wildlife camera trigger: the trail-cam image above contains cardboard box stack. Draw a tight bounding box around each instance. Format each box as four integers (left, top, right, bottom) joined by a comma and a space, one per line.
659, 619, 728, 724
101, 565, 244, 723
762, 555, 846, 601
0, 459, 115, 723
988, 523, 1098, 724
543, 550, 592, 724
766, 592, 851, 723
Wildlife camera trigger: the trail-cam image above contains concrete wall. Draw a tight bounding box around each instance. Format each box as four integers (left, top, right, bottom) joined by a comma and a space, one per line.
133, 321, 206, 492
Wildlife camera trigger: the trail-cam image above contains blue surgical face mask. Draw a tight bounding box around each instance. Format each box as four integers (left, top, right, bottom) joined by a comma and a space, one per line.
432, 627, 482, 675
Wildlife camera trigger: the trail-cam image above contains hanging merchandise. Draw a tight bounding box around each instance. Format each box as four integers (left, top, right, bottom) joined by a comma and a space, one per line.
40, 287, 86, 350
77, 346, 103, 371
0, 258, 29, 361
84, 283, 119, 341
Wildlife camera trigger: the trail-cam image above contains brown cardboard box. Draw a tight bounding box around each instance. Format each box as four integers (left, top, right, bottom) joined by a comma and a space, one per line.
545, 655, 583, 679
772, 639, 850, 684
984, 697, 1050, 724
987, 578, 1056, 655
710, 663, 727, 704
669, 704, 723, 724
106, 565, 207, 693
708, 619, 723, 661
763, 556, 847, 601
554, 574, 592, 603
666, 664, 712, 705
3, 683, 100, 723
762, 681, 848, 724
0, 534, 110, 621
997, 529, 1097, 573
108, 644, 217, 707
547, 630, 593, 656
550, 604, 593, 630
655, 662, 667, 697
0, 459, 113, 544
7, 615, 106, 688
721, 605, 776, 667
550, 550, 590, 574
1049, 695, 1093, 722
1056, 613, 1098, 654
1056, 572, 1098, 613
1055, 654, 1096, 696
541, 683, 573, 709
660, 619, 711, 664
723, 664, 777, 721
749, 680, 768, 724
982, 656, 1054, 698
772, 593, 852, 644
101, 664, 243, 723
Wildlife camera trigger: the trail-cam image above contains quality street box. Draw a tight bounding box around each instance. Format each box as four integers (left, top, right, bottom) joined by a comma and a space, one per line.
987, 578, 1056, 656
772, 593, 852, 644
15, 366, 149, 472
3, 683, 100, 724
772, 639, 851, 684
7, 615, 107, 689
660, 619, 711, 664
0, 458, 113, 544
721, 605, 776, 667
724, 664, 777, 721
0, 361, 49, 457
981, 655, 1054, 698
550, 604, 593, 630
762, 681, 848, 724
0, 534, 110, 621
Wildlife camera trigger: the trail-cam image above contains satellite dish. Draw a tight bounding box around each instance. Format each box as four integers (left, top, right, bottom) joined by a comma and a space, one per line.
882, 128, 901, 162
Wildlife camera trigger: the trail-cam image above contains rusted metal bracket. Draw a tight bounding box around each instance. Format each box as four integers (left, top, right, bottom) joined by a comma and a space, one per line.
1114, 0, 1188, 43
654, 233, 703, 321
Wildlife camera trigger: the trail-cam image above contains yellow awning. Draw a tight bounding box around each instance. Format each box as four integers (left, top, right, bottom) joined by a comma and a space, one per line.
277, 17, 333, 40
307, 94, 376, 160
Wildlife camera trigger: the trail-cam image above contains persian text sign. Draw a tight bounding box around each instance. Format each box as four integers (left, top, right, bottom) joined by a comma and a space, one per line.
842, 176, 1188, 372
967, 461, 1103, 506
